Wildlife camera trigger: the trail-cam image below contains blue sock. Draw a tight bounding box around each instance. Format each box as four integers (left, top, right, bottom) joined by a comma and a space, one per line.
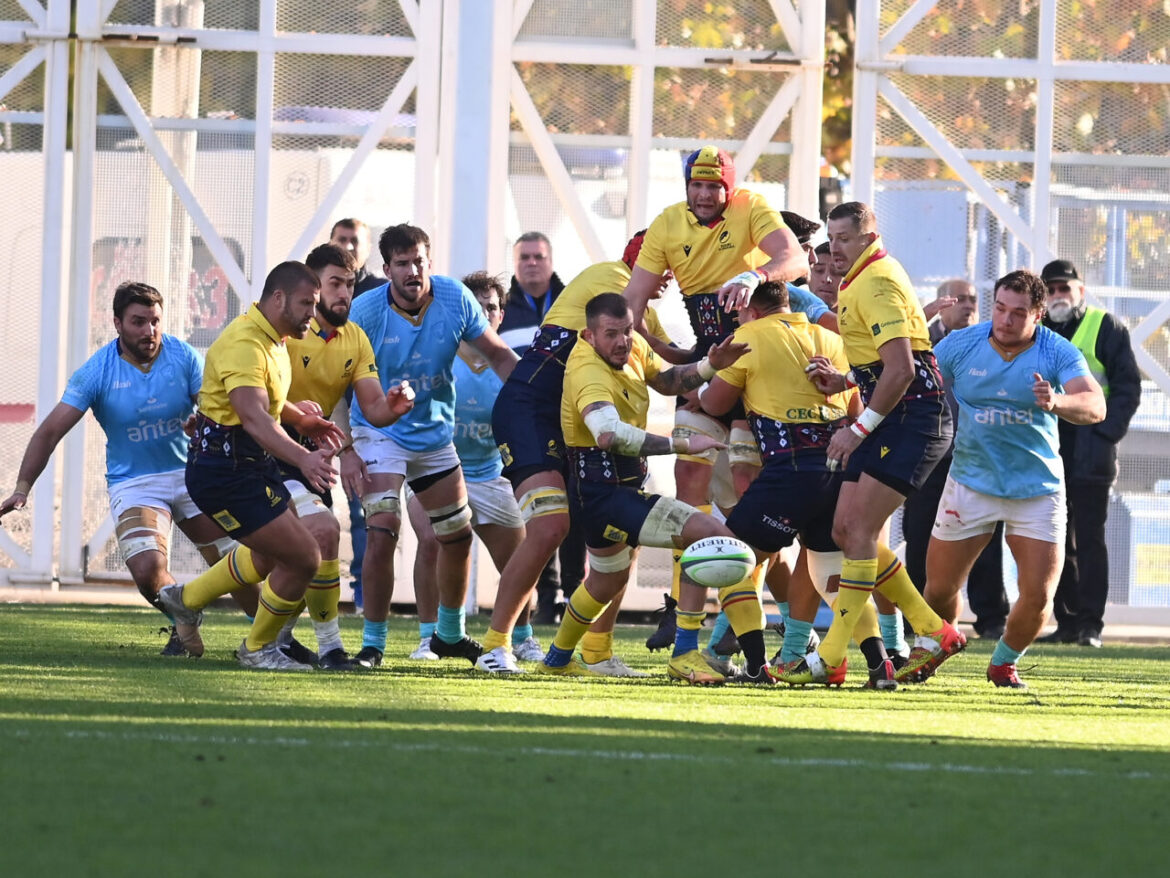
880, 611, 907, 655
991, 638, 1023, 667
435, 604, 465, 644
514, 623, 534, 643
362, 619, 388, 652
672, 626, 700, 657
780, 618, 813, 663
777, 601, 790, 626
705, 612, 731, 654
418, 621, 436, 640
244, 615, 255, 623
544, 644, 573, 667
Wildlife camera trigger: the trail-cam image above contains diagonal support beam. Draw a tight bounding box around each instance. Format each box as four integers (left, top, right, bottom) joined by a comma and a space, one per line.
767, 0, 803, 56
509, 66, 605, 263
97, 51, 250, 300
879, 0, 939, 56
15, 0, 46, 27
396, 0, 419, 36
511, 0, 535, 41
286, 61, 419, 263
0, 44, 43, 105
733, 73, 801, 184
879, 77, 1035, 245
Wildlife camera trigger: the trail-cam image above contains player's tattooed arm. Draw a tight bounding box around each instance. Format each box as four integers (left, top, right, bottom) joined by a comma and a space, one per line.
648, 334, 751, 397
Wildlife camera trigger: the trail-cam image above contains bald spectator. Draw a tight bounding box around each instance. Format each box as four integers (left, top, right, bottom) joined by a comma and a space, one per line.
902, 278, 1009, 640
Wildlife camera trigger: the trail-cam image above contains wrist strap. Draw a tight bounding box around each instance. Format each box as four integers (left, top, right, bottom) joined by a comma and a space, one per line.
850, 406, 885, 439
15, 479, 31, 495
671, 435, 691, 454
696, 358, 716, 381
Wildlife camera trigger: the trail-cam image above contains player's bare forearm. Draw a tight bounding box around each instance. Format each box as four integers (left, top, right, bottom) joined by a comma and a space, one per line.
649, 362, 707, 397
1053, 389, 1106, 425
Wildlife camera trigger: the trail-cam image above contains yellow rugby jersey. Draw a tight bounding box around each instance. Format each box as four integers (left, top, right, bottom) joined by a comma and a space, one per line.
635, 188, 783, 296
199, 304, 290, 425
286, 317, 378, 417
716, 313, 853, 422
562, 332, 664, 448
542, 260, 631, 332
836, 237, 932, 367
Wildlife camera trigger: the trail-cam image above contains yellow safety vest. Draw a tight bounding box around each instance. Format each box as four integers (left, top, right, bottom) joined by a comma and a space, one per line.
1069, 306, 1109, 398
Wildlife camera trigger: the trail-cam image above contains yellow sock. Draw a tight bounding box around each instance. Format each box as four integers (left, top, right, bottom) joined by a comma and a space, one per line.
850, 600, 882, 646
304, 558, 340, 624
246, 581, 303, 652
183, 544, 261, 609
483, 628, 510, 652
819, 557, 878, 666
718, 571, 764, 636
552, 587, 609, 653
581, 631, 613, 664
874, 543, 944, 634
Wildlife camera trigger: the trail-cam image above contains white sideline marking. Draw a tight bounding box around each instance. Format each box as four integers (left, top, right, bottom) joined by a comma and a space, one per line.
4, 726, 1160, 781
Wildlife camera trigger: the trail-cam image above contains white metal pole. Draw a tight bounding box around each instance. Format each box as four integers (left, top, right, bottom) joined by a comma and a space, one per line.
625, 0, 656, 234
58, 4, 103, 581
1031, 0, 1057, 267
251, 0, 276, 296
851, 0, 880, 207
29, 0, 71, 582
414, 0, 442, 251
789, 0, 825, 218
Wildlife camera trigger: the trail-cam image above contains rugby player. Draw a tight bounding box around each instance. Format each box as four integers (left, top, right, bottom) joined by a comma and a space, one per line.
0, 282, 256, 655
701, 281, 898, 687
162, 262, 346, 669
621, 146, 818, 650
174, 244, 415, 669
537, 293, 764, 684
788, 201, 964, 686
925, 269, 1105, 688
481, 233, 668, 672
340, 224, 518, 668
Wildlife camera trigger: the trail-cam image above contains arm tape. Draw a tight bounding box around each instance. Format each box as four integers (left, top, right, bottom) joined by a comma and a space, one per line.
583, 404, 647, 455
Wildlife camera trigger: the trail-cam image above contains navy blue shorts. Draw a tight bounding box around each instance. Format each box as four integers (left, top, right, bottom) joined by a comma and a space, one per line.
844, 401, 952, 496
566, 448, 658, 549
492, 379, 565, 488
186, 454, 291, 538
725, 461, 841, 553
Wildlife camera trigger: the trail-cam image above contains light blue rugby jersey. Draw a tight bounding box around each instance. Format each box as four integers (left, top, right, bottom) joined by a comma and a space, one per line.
934, 322, 1089, 499
452, 355, 504, 483
349, 275, 489, 452
786, 283, 830, 324
60, 334, 203, 486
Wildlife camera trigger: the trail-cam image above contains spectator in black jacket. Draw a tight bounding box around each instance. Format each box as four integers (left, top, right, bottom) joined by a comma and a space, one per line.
1037, 259, 1141, 647
498, 231, 566, 354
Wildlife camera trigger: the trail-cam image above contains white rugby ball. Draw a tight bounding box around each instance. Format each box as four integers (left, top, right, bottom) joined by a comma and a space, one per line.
680, 536, 754, 588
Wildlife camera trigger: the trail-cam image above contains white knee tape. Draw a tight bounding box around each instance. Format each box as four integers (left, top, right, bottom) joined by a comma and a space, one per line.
709, 451, 738, 510
728, 426, 761, 468
806, 550, 844, 601
292, 489, 328, 518
588, 545, 632, 573
518, 486, 569, 522
115, 507, 169, 562
672, 410, 728, 465
119, 535, 163, 562
429, 500, 473, 536
362, 489, 401, 519
638, 496, 697, 548
195, 536, 238, 560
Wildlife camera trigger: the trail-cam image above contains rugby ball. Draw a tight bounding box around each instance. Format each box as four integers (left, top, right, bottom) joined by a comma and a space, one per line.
680, 536, 754, 588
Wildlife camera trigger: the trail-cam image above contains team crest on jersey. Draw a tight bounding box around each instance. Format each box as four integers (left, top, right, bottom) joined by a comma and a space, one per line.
265, 485, 281, 507
213, 510, 241, 532
343, 358, 353, 374
718, 230, 734, 252
603, 524, 628, 543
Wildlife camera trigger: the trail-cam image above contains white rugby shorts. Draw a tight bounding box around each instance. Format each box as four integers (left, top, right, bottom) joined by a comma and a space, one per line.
932, 476, 1065, 544
108, 469, 200, 523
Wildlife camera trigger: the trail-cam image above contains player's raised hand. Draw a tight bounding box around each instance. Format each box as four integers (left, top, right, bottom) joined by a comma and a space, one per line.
706, 335, 751, 370
386, 380, 415, 419
301, 448, 338, 494
923, 295, 956, 322
0, 489, 29, 519
716, 271, 762, 313
1032, 372, 1056, 411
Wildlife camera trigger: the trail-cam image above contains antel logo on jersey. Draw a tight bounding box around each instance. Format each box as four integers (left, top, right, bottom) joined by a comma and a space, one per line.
973, 406, 1034, 426
126, 416, 185, 442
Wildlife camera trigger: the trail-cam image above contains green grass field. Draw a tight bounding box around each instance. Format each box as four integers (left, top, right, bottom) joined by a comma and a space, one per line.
2, 605, 1168, 876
